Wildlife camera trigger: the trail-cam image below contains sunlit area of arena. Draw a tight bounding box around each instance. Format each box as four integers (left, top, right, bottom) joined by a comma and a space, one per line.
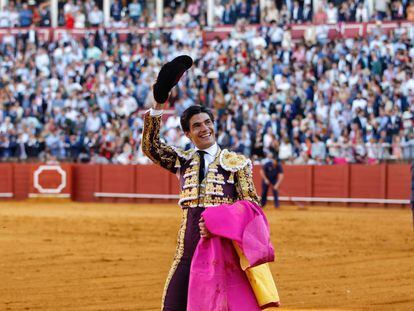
1, 202, 413, 310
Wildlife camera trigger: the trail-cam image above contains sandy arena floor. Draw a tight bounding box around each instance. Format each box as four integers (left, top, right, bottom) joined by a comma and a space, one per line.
0, 201, 413, 311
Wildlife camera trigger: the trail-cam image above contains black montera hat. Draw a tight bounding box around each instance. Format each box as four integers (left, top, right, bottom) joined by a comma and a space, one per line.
153, 55, 193, 104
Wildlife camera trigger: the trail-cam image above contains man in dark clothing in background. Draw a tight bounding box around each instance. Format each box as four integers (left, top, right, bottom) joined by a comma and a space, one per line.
260, 153, 284, 208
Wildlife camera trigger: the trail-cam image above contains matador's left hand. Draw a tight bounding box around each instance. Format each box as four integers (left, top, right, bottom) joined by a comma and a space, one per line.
199, 217, 212, 238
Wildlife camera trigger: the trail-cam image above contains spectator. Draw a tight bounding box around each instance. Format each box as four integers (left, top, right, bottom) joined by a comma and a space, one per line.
311, 135, 326, 162
222, 2, 236, 25
391, 0, 404, 20
392, 135, 403, 160
74, 8, 86, 28
263, 2, 279, 23
250, 0, 261, 24
279, 137, 293, 161
19, 3, 33, 27
0, 5, 11, 27
38, 2, 51, 27
407, 2, 414, 22
291, 1, 303, 23
314, 5, 328, 24
260, 153, 284, 208
110, 0, 123, 22
0, 15, 412, 165
65, 11, 75, 29
326, 2, 338, 24
85, 41, 102, 59
303, 3, 313, 22
375, 0, 390, 20
173, 6, 191, 26
88, 5, 104, 27
128, 0, 142, 24
355, 3, 369, 22
188, 0, 201, 21
64, 0, 75, 16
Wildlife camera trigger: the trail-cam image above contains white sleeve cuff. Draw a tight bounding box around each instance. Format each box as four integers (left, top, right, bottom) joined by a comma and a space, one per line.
148, 108, 164, 116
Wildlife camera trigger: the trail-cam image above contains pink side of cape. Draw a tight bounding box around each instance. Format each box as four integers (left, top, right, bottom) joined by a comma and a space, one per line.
187, 200, 275, 311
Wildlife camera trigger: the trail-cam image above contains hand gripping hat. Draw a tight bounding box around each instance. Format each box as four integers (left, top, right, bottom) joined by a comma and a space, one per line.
153, 55, 193, 103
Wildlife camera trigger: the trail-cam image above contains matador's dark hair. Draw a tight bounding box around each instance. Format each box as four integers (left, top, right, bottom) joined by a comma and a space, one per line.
180, 105, 215, 133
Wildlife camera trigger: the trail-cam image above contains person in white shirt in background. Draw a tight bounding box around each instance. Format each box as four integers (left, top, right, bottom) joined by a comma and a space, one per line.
88, 5, 104, 27
356, 3, 369, 22
0, 5, 10, 27
74, 10, 86, 28
326, 2, 338, 24
173, 6, 191, 26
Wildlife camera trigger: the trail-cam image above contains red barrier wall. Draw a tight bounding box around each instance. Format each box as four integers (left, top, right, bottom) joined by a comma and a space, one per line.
72, 164, 99, 202
0, 164, 13, 199
280, 165, 313, 197
0, 163, 411, 206
313, 165, 349, 198
135, 165, 171, 195
13, 164, 31, 200
349, 165, 386, 199
386, 164, 411, 200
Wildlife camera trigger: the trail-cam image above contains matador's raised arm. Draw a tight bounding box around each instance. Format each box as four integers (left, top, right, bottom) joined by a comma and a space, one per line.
141, 112, 180, 174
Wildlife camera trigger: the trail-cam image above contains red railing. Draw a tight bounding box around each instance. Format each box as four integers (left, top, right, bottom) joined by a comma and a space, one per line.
0, 21, 411, 43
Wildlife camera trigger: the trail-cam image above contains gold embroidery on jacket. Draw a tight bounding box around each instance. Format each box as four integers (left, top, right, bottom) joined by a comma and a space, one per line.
171, 145, 196, 160
235, 164, 260, 205
205, 183, 224, 196
220, 149, 251, 172
206, 172, 225, 185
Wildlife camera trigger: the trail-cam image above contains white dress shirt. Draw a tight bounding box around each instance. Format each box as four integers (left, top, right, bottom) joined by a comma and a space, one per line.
195, 142, 219, 177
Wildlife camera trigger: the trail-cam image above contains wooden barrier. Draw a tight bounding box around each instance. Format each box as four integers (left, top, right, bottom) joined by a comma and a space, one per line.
13, 164, 31, 200
280, 165, 313, 197
0, 163, 410, 207
72, 164, 98, 202
0, 163, 13, 199
386, 164, 411, 200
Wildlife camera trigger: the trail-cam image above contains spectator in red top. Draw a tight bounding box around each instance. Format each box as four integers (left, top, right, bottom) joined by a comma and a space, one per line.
65, 12, 74, 29
313, 5, 327, 24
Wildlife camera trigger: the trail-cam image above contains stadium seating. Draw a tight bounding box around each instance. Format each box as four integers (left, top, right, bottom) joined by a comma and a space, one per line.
0, 1, 413, 165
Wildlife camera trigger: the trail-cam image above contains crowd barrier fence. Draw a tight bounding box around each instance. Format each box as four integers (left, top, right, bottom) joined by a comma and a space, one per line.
0, 21, 412, 43
0, 163, 410, 207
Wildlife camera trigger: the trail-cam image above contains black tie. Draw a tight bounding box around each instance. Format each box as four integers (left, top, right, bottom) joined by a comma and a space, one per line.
197, 150, 206, 184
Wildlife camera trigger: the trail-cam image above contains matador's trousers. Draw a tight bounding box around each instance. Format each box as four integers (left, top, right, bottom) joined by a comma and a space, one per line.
162, 207, 204, 311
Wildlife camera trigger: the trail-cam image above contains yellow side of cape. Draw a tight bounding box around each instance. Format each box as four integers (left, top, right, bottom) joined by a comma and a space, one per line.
233, 243, 280, 307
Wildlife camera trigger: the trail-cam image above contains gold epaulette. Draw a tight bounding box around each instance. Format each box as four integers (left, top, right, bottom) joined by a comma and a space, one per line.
219, 149, 252, 173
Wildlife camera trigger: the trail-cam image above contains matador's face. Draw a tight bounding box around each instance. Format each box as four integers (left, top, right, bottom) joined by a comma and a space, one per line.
185, 113, 216, 150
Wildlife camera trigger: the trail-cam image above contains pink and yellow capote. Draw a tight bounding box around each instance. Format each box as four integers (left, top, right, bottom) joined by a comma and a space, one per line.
188, 200, 280, 310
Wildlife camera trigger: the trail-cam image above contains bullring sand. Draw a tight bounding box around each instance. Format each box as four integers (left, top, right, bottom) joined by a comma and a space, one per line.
1, 202, 413, 310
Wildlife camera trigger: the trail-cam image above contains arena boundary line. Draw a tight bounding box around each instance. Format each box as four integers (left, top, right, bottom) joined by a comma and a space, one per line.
28, 193, 71, 198
93, 192, 409, 204
284, 197, 409, 204
94, 193, 180, 199
0, 193, 13, 197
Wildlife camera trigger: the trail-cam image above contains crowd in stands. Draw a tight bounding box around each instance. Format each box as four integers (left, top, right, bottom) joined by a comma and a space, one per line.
1, 0, 414, 28
0, 18, 414, 165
